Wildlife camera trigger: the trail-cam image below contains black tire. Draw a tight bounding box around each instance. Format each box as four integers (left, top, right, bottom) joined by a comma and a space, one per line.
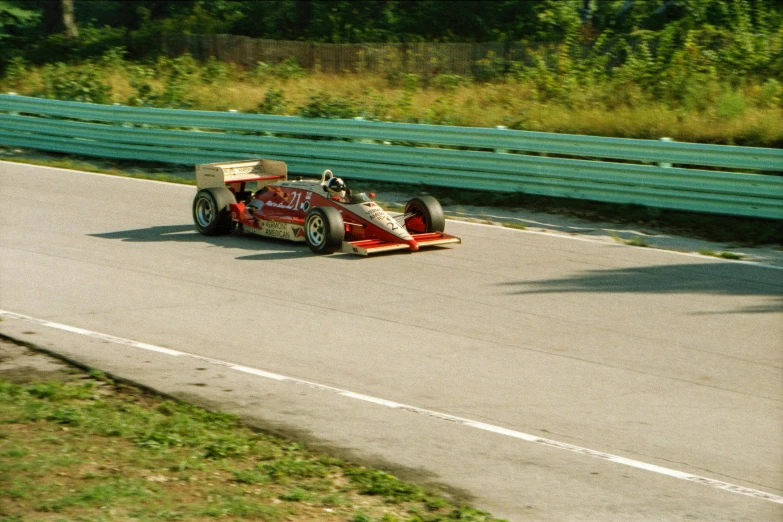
404, 196, 445, 233
305, 207, 345, 254
193, 187, 236, 236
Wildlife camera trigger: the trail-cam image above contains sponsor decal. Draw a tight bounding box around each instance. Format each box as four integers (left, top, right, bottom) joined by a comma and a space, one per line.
224, 166, 261, 176
258, 220, 292, 239
366, 206, 401, 232
265, 190, 303, 211
301, 201, 311, 212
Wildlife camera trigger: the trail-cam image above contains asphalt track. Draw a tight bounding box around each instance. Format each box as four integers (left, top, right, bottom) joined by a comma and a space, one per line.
1, 161, 781, 521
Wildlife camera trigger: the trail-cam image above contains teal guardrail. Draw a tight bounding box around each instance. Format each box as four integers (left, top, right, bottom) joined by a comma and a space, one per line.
0, 94, 781, 219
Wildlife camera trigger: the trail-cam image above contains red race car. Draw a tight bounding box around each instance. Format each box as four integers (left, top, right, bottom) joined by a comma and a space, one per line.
192, 159, 460, 255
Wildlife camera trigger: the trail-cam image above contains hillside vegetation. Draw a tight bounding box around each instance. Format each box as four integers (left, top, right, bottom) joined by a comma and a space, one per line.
0, 0, 781, 146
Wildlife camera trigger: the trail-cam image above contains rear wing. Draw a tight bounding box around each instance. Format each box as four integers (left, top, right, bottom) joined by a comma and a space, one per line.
195, 159, 287, 190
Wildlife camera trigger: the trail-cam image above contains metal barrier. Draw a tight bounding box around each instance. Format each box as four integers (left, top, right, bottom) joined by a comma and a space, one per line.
1, 94, 781, 219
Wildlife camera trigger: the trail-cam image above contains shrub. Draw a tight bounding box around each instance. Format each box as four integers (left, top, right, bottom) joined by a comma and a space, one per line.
758, 79, 782, 108
471, 50, 504, 83
32, 25, 127, 63
42, 63, 111, 104
257, 87, 287, 114
202, 56, 228, 84
253, 58, 307, 82
717, 90, 746, 119
299, 92, 362, 119
431, 74, 471, 92
4, 56, 28, 88
98, 46, 128, 70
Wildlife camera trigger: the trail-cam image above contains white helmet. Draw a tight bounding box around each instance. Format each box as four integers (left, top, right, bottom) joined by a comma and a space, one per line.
327, 177, 346, 194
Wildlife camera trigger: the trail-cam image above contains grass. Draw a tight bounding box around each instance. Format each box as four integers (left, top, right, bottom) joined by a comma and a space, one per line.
2, 62, 782, 147
699, 249, 745, 260
502, 222, 527, 230
624, 237, 650, 247
0, 369, 505, 522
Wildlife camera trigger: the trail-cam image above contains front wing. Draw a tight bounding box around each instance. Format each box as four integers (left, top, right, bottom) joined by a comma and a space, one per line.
341, 232, 461, 256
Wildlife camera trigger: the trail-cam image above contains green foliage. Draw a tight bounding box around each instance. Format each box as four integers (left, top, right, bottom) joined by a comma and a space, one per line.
32, 25, 127, 64
3, 55, 27, 88
299, 92, 362, 119
41, 62, 111, 103
253, 58, 308, 81
257, 87, 287, 114
98, 46, 127, 70
471, 51, 504, 83
0, 1, 40, 70
279, 487, 313, 502
344, 467, 426, 502
758, 79, 782, 108
717, 90, 747, 119
258, 456, 330, 481
128, 54, 199, 108
202, 56, 229, 84
431, 74, 471, 92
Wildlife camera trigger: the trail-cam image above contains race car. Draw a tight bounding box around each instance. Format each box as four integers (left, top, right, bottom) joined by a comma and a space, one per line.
192, 159, 460, 255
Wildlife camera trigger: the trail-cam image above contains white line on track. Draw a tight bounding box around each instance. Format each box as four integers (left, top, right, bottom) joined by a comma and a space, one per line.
1, 308, 781, 505
4, 161, 782, 270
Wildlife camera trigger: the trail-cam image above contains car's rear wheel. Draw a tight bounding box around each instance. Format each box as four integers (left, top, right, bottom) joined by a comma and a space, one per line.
193, 187, 236, 236
305, 207, 344, 254
404, 196, 445, 233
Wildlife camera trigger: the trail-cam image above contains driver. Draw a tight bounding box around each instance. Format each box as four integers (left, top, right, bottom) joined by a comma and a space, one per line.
326, 176, 347, 201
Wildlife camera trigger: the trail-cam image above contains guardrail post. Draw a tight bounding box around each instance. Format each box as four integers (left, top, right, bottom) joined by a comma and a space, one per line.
7, 92, 18, 116
353, 117, 373, 144
495, 126, 508, 154
658, 137, 673, 168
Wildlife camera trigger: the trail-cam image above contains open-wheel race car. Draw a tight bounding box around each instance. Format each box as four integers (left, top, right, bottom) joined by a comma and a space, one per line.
192, 159, 460, 255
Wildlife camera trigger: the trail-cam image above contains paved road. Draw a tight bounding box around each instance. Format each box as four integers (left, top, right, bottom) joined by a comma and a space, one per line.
1, 162, 781, 521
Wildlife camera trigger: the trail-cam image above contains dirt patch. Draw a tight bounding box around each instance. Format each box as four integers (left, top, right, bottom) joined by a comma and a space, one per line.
0, 339, 81, 384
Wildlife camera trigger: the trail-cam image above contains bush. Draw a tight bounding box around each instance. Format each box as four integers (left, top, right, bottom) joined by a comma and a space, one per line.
253, 58, 307, 82
41, 63, 111, 104
299, 92, 362, 119
98, 46, 128, 70
717, 90, 746, 119
758, 79, 782, 108
31, 25, 127, 63
257, 87, 287, 114
431, 74, 471, 92
471, 50, 504, 83
4, 56, 28, 88
202, 56, 229, 84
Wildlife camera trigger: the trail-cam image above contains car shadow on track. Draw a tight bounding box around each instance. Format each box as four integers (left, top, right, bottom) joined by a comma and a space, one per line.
501, 262, 783, 314
90, 224, 313, 260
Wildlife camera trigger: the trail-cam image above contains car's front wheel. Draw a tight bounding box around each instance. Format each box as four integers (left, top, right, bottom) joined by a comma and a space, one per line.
193, 187, 236, 236
305, 207, 344, 254
404, 196, 445, 233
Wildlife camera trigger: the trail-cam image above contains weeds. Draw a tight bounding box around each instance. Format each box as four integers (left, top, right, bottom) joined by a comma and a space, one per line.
699, 249, 745, 260
0, 371, 504, 521
625, 237, 650, 247
299, 91, 362, 119
2, 54, 781, 146
41, 62, 111, 104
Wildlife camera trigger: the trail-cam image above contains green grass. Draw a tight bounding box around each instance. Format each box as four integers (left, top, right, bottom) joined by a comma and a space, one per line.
624, 237, 650, 247
0, 371, 505, 522
699, 249, 745, 260
3, 59, 781, 147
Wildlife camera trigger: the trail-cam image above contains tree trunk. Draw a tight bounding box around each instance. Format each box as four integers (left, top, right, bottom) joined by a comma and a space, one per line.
62, 0, 79, 40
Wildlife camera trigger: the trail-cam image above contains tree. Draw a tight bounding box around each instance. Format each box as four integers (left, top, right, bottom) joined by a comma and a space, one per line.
61, 0, 78, 39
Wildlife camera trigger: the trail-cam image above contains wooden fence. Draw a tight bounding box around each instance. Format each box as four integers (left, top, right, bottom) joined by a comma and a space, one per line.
161, 34, 556, 75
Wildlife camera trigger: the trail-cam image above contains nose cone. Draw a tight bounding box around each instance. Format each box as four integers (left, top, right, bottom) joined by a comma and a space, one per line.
406, 239, 419, 251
